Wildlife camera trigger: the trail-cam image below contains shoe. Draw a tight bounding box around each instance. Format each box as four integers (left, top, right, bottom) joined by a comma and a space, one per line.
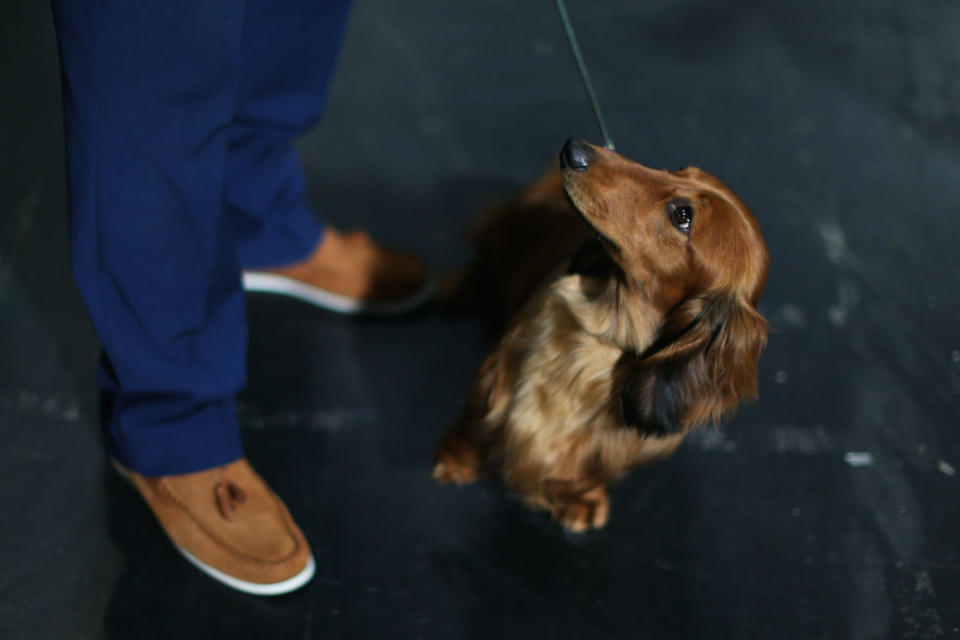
113, 458, 315, 596
243, 228, 436, 315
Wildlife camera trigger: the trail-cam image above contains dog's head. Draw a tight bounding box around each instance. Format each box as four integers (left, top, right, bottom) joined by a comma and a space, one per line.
560, 138, 769, 435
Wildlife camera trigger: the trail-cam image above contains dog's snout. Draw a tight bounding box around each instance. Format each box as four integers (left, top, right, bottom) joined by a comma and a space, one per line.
560, 138, 593, 171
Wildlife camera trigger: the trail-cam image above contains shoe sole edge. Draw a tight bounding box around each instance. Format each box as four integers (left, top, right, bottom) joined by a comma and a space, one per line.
174, 544, 316, 596
242, 271, 436, 315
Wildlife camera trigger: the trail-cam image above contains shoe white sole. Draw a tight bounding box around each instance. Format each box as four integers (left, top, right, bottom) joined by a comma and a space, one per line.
242, 271, 437, 315
174, 544, 315, 597
110, 459, 315, 596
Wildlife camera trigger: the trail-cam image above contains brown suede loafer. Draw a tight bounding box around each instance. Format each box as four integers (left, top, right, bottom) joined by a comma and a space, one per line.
113, 458, 314, 596
243, 228, 436, 315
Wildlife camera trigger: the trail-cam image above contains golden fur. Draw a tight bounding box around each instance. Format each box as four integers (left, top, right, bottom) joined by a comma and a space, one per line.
433, 140, 769, 532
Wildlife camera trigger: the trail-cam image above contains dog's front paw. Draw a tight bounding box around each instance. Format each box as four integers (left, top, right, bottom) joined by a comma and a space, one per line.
550, 485, 610, 533
432, 438, 483, 485
432, 459, 481, 485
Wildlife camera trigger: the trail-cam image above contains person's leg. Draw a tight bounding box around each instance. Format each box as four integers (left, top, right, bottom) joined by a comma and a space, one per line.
227, 0, 435, 314
53, 0, 248, 476
227, 0, 352, 270
52, 0, 313, 594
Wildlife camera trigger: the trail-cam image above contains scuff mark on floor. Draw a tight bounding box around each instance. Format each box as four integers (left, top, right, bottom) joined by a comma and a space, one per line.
0, 387, 81, 422
827, 278, 861, 327
237, 404, 376, 432
817, 216, 849, 265
844, 451, 875, 467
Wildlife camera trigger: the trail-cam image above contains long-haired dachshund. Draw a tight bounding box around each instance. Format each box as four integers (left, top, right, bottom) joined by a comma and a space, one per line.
433, 139, 769, 532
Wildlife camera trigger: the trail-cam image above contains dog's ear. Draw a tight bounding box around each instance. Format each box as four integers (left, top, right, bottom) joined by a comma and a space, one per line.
620, 294, 767, 436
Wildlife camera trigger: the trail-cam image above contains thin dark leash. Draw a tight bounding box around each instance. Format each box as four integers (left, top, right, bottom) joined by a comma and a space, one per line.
554, 0, 616, 151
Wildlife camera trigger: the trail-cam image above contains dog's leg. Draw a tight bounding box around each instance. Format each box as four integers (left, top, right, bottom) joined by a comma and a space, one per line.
432, 351, 510, 485
433, 360, 498, 484
542, 478, 610, 533
432, 424, 488, 485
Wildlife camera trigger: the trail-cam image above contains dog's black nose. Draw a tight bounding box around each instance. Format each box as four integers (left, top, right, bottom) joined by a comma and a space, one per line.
560, 138, 593, 171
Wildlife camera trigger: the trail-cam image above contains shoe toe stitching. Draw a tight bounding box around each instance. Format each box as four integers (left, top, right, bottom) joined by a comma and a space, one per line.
158, 479, 304, 569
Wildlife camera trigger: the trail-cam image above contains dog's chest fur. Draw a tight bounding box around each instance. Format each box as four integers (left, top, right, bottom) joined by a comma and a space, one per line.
499, 274, 669, 477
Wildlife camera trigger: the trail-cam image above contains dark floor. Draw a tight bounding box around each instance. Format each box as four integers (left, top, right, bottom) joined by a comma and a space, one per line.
3, 1, 960, 638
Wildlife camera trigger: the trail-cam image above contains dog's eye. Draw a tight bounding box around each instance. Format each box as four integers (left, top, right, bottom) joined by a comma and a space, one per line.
668, 200, 694, 234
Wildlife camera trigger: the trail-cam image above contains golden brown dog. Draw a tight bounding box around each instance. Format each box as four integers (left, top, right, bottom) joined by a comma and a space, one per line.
433, 139, 769, 532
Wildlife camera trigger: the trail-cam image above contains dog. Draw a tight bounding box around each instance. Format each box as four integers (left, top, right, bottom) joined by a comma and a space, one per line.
433, 139, 769, 532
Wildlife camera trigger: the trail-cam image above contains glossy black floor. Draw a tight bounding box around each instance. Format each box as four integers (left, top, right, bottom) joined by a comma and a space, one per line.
3, 1, 960, 638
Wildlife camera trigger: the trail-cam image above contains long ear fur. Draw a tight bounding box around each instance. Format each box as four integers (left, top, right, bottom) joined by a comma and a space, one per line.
620, 294, 768, 437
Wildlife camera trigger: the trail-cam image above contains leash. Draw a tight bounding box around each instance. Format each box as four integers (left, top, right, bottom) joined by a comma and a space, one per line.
554, 0, 616, 151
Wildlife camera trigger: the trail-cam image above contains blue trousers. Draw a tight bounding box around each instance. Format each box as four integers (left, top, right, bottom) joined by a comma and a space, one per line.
52, 0, 352, 476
